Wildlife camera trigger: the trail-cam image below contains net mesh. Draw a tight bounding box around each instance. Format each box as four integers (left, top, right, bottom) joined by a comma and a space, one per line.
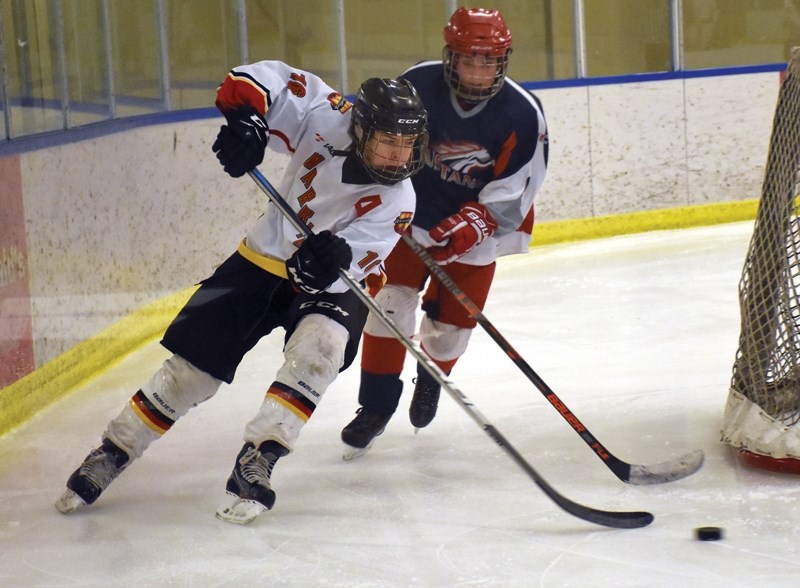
725, 49, 800, 462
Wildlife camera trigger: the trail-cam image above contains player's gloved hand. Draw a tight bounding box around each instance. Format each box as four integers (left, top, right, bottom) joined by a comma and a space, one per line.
286, 230, 353, 294
212, 106, 269, 177
427, 202, 498, 264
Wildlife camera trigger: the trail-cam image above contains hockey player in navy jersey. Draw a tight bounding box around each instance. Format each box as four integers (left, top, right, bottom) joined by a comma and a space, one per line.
56, 61, 428, 523
342, 7, 549, 459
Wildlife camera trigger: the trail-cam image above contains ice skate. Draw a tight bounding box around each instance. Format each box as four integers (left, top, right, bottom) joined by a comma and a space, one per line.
216, 440, 288, 524
409, 377, 441, 429
55, 438, 130, 514
341, 407, 392, 460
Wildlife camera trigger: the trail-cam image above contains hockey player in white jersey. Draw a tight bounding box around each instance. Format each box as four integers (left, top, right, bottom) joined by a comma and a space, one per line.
55, 61, 428, 523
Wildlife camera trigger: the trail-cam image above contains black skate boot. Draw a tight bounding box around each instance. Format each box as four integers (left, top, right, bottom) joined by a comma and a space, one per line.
216, 440, 288, 524
341, 407, 392, 461
55, 437, 130, 513
409, 369, 441, 429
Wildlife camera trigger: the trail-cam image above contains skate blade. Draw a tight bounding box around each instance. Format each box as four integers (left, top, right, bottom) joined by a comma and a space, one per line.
342, 442, 374, 461
55, 489, 86, 514
215, 496, 267, 525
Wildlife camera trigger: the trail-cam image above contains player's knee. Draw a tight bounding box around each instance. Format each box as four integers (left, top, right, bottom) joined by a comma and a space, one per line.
278, 314, 348, 396
141, 354, 223, 418
364, 285, 418, 337
419, 317, 472, 361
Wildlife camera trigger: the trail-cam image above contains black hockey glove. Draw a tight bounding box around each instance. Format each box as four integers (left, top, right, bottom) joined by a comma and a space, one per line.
286, 230, 353, 294
212, 106, 269, 177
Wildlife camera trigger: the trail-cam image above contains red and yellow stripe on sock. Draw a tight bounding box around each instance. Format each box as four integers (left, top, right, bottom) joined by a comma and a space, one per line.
266, 382, 316, 423
129, 390, 175, 435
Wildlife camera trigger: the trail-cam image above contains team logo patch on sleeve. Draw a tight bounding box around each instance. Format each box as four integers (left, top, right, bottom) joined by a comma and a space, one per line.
327, 92, 352, 114
394, 211, 413, 234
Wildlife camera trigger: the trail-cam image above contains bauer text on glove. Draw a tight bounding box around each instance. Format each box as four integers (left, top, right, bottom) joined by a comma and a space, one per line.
286, 231, 353, 294
212, 106, 269, 177
427, 202, 498, 263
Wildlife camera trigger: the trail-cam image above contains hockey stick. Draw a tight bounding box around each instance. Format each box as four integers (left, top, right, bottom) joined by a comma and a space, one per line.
401, 232, 704, 485
247, 167, 653, 529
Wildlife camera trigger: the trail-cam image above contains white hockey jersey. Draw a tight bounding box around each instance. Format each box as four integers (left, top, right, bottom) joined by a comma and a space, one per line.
216, 60, 416, 293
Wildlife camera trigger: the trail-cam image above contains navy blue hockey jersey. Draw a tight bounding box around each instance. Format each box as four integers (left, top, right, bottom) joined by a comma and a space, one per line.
400, 60, 548, 264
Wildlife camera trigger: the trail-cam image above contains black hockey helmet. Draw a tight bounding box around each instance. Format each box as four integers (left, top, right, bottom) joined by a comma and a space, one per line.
351, 78, 428, 185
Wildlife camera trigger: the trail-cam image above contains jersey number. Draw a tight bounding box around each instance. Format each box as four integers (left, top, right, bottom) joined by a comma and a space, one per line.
355, 194, 381, 217
358, 250, 380, 273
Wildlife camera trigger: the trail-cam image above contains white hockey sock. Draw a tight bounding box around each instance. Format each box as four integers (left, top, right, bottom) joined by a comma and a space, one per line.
105, 354, 222, 459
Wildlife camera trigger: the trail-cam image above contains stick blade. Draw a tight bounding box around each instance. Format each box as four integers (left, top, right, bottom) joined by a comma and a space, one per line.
572, 506, 654, 529
626, 449, 705, 485
539, 482, 654, 529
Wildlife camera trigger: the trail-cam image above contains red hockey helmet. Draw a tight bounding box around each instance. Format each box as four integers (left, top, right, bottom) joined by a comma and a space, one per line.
442, 8, 513, 102
443, 7, 512, 57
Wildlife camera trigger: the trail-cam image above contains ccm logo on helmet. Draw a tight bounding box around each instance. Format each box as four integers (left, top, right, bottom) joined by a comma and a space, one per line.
398, 118, 421, 124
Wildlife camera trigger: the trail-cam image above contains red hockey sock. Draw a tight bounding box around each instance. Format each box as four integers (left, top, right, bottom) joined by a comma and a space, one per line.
361, 333, 407, 374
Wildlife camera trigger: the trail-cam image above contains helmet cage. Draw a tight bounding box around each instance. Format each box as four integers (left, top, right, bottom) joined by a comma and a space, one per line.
351, 78, 429, 185
354, 126, 428, 185
443, 47, 510, 102
442, 7, 512, 102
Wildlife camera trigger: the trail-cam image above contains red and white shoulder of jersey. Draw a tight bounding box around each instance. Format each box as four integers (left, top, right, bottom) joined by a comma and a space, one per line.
215, 60, 354, 149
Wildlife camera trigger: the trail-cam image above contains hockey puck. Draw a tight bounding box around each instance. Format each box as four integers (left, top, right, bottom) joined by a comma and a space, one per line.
695, 526, 723, 541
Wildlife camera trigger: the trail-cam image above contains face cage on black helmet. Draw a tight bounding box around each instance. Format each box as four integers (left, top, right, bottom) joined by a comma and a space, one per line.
354, 123, 428, 185
443, 47, 509, 102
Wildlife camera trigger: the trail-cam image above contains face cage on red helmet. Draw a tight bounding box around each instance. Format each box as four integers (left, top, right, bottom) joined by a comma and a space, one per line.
355, 124, 428, 185
443, 47, 509, 102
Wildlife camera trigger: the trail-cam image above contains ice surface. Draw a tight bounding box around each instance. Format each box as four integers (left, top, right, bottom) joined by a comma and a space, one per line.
3, 221, 800, 587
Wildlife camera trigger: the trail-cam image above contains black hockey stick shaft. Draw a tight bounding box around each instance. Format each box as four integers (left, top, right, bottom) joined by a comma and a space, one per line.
248, 168, 653, 529
402, 232, 704, 485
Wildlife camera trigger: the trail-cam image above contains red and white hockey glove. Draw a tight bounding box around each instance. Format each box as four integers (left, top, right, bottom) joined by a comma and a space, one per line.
427, 202, 498, 264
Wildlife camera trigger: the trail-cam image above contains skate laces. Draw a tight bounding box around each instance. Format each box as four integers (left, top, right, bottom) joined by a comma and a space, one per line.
79, 447, 126, 490
238, 447, 276, 488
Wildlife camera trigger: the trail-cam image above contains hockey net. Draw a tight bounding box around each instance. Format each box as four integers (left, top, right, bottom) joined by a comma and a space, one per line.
721, 47, 800, 473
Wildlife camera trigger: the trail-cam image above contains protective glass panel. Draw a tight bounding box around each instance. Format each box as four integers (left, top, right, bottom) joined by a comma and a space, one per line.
684, 0, 799, 69
244, 0, 340, 89
465, 0, 576, 81
169, 0, 240, 110
584, 0, 672, 76
245, 0, 287, 70
344, 0, 443, 92
63, 0, 111, 126
110, 1, 163, 116
3, 0, 64, 137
